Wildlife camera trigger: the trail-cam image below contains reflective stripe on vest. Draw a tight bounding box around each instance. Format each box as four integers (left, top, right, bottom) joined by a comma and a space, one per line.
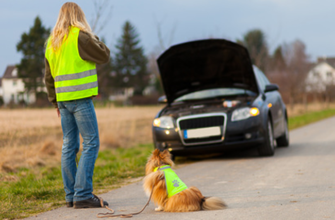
154, 165, 188, 198
45, 26, 98, 102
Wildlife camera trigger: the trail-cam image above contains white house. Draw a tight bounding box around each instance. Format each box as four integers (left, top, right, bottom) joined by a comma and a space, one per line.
305, 57, 335, 92
2, 65, 36, 105
108, 87, 134, 102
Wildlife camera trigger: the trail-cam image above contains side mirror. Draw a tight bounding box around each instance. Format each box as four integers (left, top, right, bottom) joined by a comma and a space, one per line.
158, 95, 167, 104
264, 84, 279, 93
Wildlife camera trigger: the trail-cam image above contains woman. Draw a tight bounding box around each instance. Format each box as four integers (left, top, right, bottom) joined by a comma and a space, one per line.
44, 2, 110, 209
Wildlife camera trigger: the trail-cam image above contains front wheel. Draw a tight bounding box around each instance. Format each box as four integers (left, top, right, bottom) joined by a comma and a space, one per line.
258, 119, 275, 156
276, 119, 289, 147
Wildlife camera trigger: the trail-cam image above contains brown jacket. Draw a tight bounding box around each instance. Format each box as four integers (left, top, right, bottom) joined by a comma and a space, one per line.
44, 31, 110, 108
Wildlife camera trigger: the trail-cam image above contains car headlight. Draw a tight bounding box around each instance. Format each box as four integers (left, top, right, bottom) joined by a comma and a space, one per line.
231, 107, 259, 121
153, 116, 175, 128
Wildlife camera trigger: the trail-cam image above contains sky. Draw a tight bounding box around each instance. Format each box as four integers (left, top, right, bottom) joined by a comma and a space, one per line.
1, 0, 335, 77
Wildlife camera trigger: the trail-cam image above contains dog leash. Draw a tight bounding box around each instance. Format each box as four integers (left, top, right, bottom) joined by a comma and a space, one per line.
96, 182, 156, 218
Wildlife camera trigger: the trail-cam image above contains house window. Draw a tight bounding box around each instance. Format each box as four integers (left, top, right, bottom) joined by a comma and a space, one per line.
13, 80, 17, 86
12, 68, 18, 77
313, 71, 319, 77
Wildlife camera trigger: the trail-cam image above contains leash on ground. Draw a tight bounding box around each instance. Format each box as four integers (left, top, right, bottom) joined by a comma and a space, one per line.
96, 182, 155, 218
75, 150, 156, 217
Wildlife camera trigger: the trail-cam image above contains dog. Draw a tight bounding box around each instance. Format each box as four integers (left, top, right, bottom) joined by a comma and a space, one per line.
143, 149, 226, 212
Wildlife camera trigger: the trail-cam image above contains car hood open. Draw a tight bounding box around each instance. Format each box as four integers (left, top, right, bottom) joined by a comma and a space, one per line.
157, 39, 259, 104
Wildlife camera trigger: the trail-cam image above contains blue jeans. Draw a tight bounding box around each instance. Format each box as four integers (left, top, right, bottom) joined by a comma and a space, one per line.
57, 98, 99, 202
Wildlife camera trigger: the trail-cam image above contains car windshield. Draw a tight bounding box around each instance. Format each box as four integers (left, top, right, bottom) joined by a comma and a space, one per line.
174, 88, 256, 102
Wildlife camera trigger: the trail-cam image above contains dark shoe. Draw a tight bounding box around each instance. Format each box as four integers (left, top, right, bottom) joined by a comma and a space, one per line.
73, 195, 109, 209
66, 202, 73, 207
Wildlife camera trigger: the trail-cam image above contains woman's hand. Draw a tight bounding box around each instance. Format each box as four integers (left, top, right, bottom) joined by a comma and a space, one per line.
56, 108, 60, 117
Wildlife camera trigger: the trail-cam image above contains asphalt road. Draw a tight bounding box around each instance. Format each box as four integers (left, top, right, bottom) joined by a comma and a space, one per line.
26, 116, 335, 220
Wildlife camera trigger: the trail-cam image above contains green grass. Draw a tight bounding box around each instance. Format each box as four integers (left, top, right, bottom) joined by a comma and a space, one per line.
0, 144, 153, 220
288, 108, 335, 130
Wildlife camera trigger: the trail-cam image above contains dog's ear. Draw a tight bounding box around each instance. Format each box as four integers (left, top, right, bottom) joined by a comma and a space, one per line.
162, 149, 170, 156
153, 149, 161, 156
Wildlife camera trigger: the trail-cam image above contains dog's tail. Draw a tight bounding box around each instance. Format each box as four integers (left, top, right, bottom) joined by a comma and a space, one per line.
201, 197, 227, 210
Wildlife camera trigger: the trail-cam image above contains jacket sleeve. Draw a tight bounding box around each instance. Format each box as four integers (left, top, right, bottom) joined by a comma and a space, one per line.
78, 31, 110, 64
44, 58, 58, 108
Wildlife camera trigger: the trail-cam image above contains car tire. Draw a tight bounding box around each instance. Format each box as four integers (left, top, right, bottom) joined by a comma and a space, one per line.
258, 119, 275, 156
276, 119, 289, 147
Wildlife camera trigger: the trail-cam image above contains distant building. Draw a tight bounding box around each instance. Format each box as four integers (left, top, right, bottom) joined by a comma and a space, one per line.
306, 57, 335, 92
108, 87, 134, 102
2, 65, 36, 105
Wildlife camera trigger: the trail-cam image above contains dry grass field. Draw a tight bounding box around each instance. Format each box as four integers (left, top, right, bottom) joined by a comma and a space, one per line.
0, 106, 162, 173
0, 102, 334, 174
286, 102, 335, 117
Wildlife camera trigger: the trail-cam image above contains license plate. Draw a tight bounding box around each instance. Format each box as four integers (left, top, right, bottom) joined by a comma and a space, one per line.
183, 126, 221, 139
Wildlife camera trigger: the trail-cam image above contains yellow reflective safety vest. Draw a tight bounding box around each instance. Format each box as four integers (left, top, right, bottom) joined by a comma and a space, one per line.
154, 165, 188, 198
45, 26, 98, 102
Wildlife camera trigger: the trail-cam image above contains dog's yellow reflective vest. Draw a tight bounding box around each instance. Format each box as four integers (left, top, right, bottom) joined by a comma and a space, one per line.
154, 165, 188, 198
45, 26, 98, 102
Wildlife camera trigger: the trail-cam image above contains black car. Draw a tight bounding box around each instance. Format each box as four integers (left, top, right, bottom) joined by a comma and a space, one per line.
152, 39, 289, 159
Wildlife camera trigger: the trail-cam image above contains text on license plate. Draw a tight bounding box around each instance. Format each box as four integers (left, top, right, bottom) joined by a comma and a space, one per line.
183, 126, 221, 139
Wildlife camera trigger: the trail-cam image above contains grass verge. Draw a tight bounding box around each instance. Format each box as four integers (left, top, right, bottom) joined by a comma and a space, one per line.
0, 144, 153, 220
288, 108, 335, 130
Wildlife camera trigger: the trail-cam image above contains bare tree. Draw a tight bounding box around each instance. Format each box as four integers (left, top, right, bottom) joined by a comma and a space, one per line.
89, 0, 113, 100
90, 0, 113, 35
147, 49, 164, 95
153, 16, 177, 52
282, 40, 310, 110
325, 80, 335, 107
270, 46, 286, 72
267, 40, 311, 110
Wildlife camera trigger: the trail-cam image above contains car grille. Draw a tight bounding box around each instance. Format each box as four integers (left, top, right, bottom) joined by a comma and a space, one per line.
179, 116, 224, 129
177, 113, 227, 146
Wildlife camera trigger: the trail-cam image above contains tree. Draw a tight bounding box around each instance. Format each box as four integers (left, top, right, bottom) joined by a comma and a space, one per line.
148, 51, 164, 95
266, 41, 311, 109
271, 46, 286, 72
90, 0, 113, 35
282, 39, 310, 109
96, 60, 113, 99
154, 17, 177, 52
87, 1, 114, 100
16, 16, 50, 101
266, 46, 289, 103
112, 21, 149, 95
237, 29, 269, 72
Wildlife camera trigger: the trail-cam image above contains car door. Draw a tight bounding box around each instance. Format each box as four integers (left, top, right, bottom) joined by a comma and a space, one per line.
261, 74, 283, 137
253, 67, 282, 137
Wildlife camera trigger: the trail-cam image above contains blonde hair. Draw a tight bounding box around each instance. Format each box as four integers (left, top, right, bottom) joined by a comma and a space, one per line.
49, 2, 95, 50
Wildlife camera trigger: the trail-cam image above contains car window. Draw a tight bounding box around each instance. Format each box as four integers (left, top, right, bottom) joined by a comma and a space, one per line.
253, 66, 270, 91
260, 72, 270, 85
174, 88, 256, 102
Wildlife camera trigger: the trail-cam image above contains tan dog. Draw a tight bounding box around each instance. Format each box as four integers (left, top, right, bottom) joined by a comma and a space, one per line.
143, 149, 226, 212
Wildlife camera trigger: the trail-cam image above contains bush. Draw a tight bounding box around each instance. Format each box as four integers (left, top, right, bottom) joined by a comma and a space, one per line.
129, 95, 160, 105
34, 92, 50, 107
